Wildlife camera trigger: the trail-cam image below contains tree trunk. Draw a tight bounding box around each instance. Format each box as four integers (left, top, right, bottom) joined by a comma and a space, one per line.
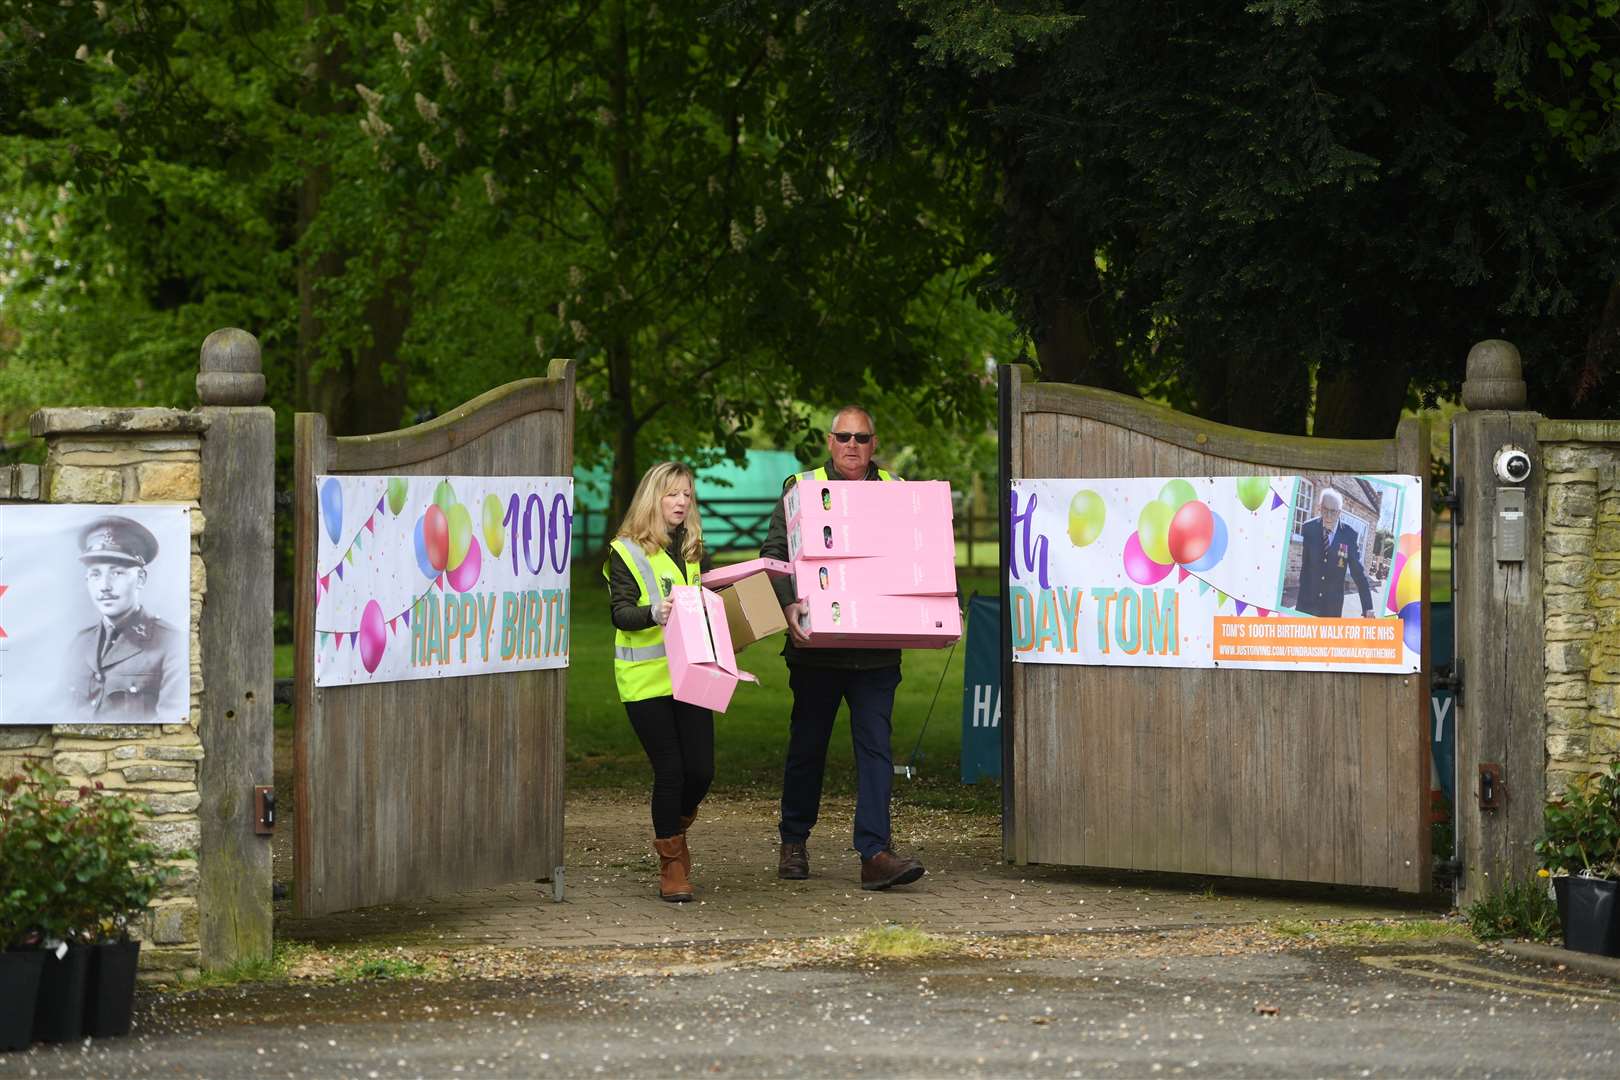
605, 0, 638, 525
296, 0, 412, 436
1312, 365, 1411, 439
1031, 264, 1133, 394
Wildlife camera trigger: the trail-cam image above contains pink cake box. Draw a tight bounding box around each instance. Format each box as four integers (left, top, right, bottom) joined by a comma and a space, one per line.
664, 585, 758, 713
699, 558, 792, 589
783, 479, 953, 526
787, 513, 957, 563
796, 593, 961, 648
794, 554, 958, 600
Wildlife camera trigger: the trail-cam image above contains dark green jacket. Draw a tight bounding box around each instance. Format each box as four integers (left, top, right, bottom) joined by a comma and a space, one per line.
760, 459, 901, 671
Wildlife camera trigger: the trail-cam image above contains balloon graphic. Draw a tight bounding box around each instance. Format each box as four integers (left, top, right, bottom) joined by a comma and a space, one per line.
1235, 476, 1269, 512
446, 503, 474, 571
1123, 532, 1174, 585
386, 476, 409, 516
1399, 600, 1422, 653
1167, 500, 1215, 565
482, 494, 507, 558
320, 478, 343, 545
433, 480, 456, 514
1158, 479, 1197, 514
1398, 532, 1421, 559
358, 600, 387, 675
423, 504, 450, 572
1137, 501, 1175, 565
1385, 551, 1408, 613
1396, 554, 1422, 609
1183, 511, 1229, 572
447, 536, 483, 593
413, 516, 437, 579
1067, 490, 1106, 548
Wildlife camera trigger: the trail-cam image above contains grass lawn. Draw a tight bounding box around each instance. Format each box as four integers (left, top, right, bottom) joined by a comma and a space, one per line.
275, 569, 1003, 813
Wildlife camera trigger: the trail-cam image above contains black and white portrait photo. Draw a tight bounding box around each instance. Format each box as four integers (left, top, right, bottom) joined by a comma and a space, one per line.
0, 505, 190, 725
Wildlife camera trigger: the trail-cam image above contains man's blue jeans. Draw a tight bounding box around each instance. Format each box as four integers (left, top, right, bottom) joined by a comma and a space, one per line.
778, 664, 903, 860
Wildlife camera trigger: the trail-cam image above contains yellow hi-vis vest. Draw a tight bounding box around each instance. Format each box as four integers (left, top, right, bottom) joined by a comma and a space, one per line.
798, 467, 896, 483
603, 537, 701, 703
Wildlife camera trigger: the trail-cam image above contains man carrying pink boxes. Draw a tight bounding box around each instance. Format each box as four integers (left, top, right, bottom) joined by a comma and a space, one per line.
758, 403, 961, 892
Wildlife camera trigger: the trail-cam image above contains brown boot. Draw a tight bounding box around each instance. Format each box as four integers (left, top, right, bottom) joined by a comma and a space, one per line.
653, 837, 694, 902
676, 811, 697, 875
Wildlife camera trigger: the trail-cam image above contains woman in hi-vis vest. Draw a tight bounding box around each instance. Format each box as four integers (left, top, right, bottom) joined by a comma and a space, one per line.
602, 461, 713, 902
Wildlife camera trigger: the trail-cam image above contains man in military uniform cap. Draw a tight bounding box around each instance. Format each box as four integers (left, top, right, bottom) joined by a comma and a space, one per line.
66, 515, 186, 722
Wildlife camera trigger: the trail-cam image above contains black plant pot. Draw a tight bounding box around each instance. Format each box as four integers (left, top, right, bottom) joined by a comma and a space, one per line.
83, 941, 141, 1039
1553, 875, 1620, 958
32, 945, 90, 1044
0, 949, 47, 1052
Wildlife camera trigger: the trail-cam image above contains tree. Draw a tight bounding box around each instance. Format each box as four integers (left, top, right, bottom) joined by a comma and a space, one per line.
817, 0, 1620, 431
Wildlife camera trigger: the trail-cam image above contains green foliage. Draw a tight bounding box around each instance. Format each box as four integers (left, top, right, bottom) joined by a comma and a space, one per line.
1464, 876, 1561, 942
331, 949, 431, 982
1536, 762, 1620, 879
0, 765, 172, 946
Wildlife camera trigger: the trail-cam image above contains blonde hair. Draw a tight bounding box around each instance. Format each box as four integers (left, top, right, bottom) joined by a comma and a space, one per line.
615, 461, 705, 565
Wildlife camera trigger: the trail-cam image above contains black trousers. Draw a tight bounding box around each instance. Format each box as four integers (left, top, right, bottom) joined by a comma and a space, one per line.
624, 695, 715, 839
778, 664, 902, 859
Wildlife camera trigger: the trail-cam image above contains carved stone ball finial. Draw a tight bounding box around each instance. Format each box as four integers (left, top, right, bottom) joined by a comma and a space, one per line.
197, 327, 265, 407
1461, 339, 1527, 411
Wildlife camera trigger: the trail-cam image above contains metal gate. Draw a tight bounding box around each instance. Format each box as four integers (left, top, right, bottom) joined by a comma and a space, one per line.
999, 366, 1432, 892
291, 363, 575, 916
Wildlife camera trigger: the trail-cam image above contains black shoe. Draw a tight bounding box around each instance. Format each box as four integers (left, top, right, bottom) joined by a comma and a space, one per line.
778, 841, 809, 880
861, 849, 925, 891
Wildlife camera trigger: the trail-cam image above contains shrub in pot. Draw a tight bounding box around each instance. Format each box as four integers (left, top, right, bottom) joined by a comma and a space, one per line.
1535, 762, 1620, 958
0, 772, 54, 1052
2, 767, 171, 1044
72, 780, 169, 1039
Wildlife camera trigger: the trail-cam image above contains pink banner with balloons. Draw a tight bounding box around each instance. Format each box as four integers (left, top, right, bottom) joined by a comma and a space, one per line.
1008, 473, 1423, 673
313, 474, 573, 687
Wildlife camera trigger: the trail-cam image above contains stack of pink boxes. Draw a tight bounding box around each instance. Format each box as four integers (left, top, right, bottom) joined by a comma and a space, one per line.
785, 479, 961, 647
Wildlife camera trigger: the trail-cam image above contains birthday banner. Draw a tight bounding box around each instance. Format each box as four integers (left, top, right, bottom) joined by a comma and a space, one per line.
314, 475, 573, 687
1008, 474, 1423, 673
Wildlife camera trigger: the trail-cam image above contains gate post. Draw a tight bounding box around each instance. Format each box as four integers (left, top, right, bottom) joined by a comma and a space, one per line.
195, 329, 275, 968
1453, 340, 1547, 906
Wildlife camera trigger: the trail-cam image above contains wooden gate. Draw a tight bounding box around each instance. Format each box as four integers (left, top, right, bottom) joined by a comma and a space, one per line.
999, 366, 1431, 892
292, 362, 574, 916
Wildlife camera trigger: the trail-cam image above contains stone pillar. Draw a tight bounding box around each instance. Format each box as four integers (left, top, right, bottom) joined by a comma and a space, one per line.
15, 405, 212, 979
1453, 340, 1547, 906
1536, 422, 1620, 796
195, 329, 276, 970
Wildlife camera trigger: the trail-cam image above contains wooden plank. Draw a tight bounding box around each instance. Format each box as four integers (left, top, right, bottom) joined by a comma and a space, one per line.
1005, 373, 1428, 891
292, 412, 329, 916
294, 363, 575, 916
197, 405, 276, 968
1393, 417, 1435, 893
1021, 384, 1399, 473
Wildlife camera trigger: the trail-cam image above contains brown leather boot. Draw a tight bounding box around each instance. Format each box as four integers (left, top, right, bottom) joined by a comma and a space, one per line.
653, 837, 694, 902
676, 811, 697, 875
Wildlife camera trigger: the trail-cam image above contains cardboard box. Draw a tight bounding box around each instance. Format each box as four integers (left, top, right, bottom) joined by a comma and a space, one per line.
701, 559, 792, 652
794, 554, 957, 600
787, 514, 957, 563
784, 479, 953, 525
664, 585, 758, 712
796, 593, 961, 648
700, 558, 793, 589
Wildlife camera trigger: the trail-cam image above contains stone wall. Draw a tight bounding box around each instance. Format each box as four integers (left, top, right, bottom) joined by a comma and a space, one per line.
0, 408, 209, 979
1540, 421, 1620, 799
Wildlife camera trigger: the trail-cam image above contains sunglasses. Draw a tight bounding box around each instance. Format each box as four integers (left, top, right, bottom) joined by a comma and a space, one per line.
830, 431, 873, 445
